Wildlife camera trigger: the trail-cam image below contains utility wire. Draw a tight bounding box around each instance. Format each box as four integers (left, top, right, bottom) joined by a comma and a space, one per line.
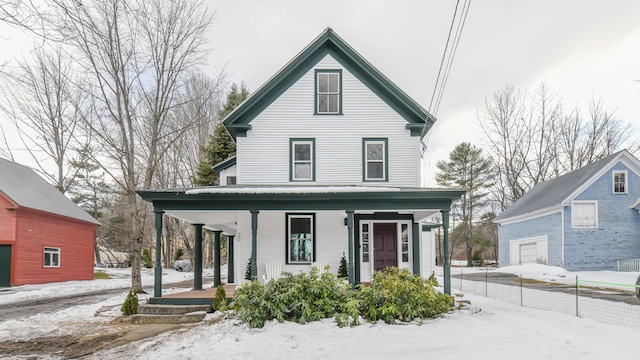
428, 0, 461, 114
434, 0, 472, 115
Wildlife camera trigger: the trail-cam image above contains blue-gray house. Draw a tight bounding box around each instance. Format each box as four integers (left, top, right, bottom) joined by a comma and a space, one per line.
494, 150, 640, 271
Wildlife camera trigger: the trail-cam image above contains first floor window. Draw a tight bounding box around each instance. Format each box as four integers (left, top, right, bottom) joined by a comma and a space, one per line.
44, 247, 60, 267
290, 139, 315, 181
613, 171, 627, 194
361, 223, 370, 262
572, 201, 598, 228
401, 224, 409, 262
287, 214, 315, 263
363, 138, 388, 181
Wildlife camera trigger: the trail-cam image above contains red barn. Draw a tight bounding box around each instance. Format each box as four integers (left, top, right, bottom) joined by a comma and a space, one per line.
0, 158, 100, 287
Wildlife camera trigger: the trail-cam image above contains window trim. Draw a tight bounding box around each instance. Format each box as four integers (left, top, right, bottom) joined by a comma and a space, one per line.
289, 138, 315, 182
285, 213, 316, 264
43, 247, 60, 268
362, 138, 388, 182
571, 200, 598, 228
314, 69, 342, 115
612, 170, 628, 194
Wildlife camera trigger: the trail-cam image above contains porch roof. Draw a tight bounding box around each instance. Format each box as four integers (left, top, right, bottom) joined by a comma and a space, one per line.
137, 185, 464, 214
138, 185, 463, 230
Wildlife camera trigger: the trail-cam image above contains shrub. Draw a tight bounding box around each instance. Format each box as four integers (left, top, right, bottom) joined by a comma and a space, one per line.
244, 258, 253, 281
232, 267, 356, 328
121, 290, 139, 316
338, 254, 348, 279
213, 284, 227, 311
174, 248, 184, 261
142, 249, 153, 268
232, 267, 452, 328
359, 267, 452, 324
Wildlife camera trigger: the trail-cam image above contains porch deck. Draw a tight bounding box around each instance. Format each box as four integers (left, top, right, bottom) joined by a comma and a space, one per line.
148, 284, 237, 306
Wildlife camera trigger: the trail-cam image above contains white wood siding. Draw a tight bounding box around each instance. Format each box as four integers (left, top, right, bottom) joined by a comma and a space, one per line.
219, 166, 236, 186
237, 55, 420, 186
236, 210, 349, 283
421, 229, 436, 278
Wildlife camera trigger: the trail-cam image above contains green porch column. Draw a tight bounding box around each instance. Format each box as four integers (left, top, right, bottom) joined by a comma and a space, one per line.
227, 235, 235, 283
250, 210, 259, 279
346, 210, 355, 286
441, 210, 451, 295
193, 224, 203, 290
213, 230, 222, 287
154, 209, 164, 298
412, 222, 420, 275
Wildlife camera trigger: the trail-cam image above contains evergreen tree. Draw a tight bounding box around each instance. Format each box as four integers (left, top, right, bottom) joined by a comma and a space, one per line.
338, 254, 348, 279
436, 142, 494, 266
194, 83, 249, 186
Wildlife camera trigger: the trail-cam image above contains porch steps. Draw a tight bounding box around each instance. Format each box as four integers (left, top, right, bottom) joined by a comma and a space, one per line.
129, 304, 211, 324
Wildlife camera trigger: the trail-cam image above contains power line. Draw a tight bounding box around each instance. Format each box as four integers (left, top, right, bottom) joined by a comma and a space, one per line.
428, 0, 461, 114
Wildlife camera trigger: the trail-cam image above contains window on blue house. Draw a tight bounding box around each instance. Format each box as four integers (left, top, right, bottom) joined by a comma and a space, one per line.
571, 201, 598, 228
315, 70, 341, 114
613, 171, 627, 194
286, 213, 315, 264
44, 247, 60, 267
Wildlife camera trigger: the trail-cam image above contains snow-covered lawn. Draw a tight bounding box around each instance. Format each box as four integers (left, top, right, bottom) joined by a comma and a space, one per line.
1, 265, 639, 359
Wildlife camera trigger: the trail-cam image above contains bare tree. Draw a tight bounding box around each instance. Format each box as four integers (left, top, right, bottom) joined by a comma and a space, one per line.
479, 82, 637, 210
47, 0, 215, 292
0, 45, 89, 193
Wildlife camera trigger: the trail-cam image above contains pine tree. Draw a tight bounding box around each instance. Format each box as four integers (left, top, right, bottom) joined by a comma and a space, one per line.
194, 83, 249, 186
338, 254, 348, 279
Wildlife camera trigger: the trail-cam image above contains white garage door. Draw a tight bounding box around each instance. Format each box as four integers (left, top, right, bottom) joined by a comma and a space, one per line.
519, 243, 538, 264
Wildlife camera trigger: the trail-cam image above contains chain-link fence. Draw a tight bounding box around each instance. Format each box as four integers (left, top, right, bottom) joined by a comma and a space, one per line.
453, 269, 640, 329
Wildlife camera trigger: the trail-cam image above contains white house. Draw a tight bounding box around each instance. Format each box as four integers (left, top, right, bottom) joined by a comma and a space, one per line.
138, 28, 463, 298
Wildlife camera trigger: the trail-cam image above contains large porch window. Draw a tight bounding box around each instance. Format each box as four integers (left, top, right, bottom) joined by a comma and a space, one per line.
286, 213, 315, 264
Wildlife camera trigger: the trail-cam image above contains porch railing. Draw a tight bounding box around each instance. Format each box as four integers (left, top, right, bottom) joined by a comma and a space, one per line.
615, 259, 640, 272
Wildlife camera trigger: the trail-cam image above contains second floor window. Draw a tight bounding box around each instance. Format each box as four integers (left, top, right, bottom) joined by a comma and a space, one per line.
363, 138, 388, 181
316, 70, 341, 114
290, 139, 315, 181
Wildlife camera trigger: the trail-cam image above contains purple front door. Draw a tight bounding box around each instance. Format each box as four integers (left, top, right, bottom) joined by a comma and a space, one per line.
374, 223, 397, 271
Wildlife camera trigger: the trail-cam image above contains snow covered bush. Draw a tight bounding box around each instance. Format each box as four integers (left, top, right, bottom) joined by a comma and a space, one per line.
232, 266, 355, 328
213, 284, 227, 311
360, 267, 452, 324
232, 267, 452, 328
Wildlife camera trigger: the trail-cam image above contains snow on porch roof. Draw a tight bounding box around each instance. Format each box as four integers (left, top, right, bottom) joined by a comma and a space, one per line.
185, 185, 403, 195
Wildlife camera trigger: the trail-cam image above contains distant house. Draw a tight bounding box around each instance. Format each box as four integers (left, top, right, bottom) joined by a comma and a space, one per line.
138, 28, 463, 298
0, 158, 100, 286
494, 150, 640, 271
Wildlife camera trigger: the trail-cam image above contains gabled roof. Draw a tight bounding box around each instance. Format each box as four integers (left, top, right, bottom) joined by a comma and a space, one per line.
0, 158, 100, 225
223, 27, 435, 140
494, 150, 640, 223
212, 156, 236, 174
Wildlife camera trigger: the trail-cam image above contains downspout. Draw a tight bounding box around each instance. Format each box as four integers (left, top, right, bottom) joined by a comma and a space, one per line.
561, 208, 565, 268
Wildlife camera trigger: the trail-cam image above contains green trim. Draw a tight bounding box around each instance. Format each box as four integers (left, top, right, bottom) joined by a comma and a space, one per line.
314, 69, 343, 115
227, 235, 235, 283
285, 213, 317, 264
212, 156, 236, 174
148, 297, 216, 307
289, 138, 316, 182
353, 213, 414, 284
251, 210, 259, 278
194, 224, 203, 290
223, 28, 435, 140
138, 187, 462, 213
154, 210, 164, 298
362, 138, 389, 182
213, 230, 222, 287
422, 222, 441, 231
412, 222, 420, 275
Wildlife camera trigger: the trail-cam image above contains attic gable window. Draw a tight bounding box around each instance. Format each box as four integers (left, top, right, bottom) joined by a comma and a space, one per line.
613, 170, 627, 194
315, 69, 342, 114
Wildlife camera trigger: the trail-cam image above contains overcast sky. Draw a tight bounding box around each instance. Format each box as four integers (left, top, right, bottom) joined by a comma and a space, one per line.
2, 0, 640, 186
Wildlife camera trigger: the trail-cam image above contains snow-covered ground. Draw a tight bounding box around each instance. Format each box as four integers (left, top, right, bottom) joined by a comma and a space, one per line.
1, 265, 639, 359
